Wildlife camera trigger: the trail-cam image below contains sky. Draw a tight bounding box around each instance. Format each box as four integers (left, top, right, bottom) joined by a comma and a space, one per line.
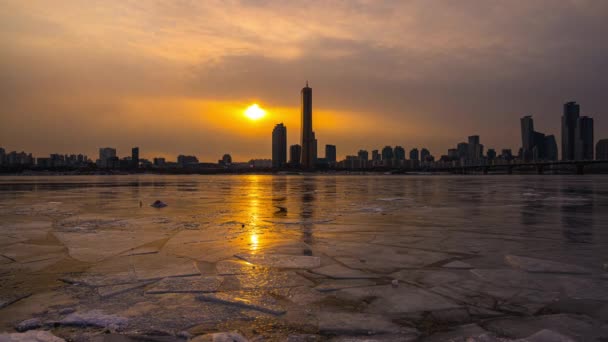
1, 0, 607, 161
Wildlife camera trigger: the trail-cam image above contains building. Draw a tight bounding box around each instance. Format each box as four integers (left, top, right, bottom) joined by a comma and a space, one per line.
381, 146, 393, 161
421, 148, 430, 162
456, 143, 468, 161
250, 159, 272, 168
177, 155, 199, 167
394, 146, 405, 161
312, 131, 318, 165
325, 145, 336, 166
272, 123, 287, 168
561, 101, 580, 161
289, 144, 301, 166
597, 139, 608, 160
131, 147, 139, 169
222, 154, 232, 165
520, 115, 558, 161
409, 148, 419, 161
153, 157, 166, 167
358, 150, 369, 161
0, 147, 5, 166
372, 150, 380, 161
487, 149, 497, 162
98, 147, 117, 168
575, 116, 594, 160
467, 136, 482, 163
300, 82, 315, 169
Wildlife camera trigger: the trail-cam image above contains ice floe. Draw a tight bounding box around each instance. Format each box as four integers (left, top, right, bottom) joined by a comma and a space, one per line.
235, 253, 321, 269
146, 276, 223, 294
198, 292, 286, 315
505, 255, 592, 274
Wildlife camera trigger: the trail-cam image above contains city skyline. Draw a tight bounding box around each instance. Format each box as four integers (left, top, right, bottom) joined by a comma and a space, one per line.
1, 1, 608, 161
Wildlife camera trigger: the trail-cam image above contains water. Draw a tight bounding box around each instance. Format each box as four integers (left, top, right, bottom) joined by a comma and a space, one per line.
0, 175, 607, 340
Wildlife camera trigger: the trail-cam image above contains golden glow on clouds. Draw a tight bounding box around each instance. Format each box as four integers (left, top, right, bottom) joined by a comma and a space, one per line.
244, 104, 266, 120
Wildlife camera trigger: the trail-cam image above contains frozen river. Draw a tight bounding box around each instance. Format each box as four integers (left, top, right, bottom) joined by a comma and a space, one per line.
0, 175, 607, 341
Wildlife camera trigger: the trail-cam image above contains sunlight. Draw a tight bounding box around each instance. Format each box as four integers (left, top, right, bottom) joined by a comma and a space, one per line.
244, 104, 266, 120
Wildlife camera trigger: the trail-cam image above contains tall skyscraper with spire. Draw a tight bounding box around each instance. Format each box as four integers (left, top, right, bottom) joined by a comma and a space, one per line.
300, 81, 315, 168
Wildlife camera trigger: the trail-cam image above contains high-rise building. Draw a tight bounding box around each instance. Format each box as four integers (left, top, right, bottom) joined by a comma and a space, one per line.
575, 116, 594, 160
153, 157, 165, 167
325, 145, 336, 165
409, 148, 419, 161
272, 123, 287, 168
520, 116, 535, 161
381, 146, 393, 161
372, 150, 380, 161
545, 135, 558, 161
300, 82, 315, 168
467, 135, 481, 163
0, 147, 5, 166
561, 101, 580, 161
596, 139, 608, 160
421, 148, 430, 161
394, 146, 406, 161
98, 147, 117, 168
358, 150, 369, 161
131, 147, 139, 169
487, 149, 497, 161
520, 115, 558, 161
289, 144, 301, 166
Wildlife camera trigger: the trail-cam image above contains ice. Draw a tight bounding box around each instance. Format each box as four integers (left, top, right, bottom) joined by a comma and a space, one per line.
15, 318, 42, 332
54, 230, 168, 262
443, 260, 473, 269
317, 311, 417, 336
336, 285, 461, 314
59, 310, 128, 328
313, 279, 376, 292
146, 276, 223, 294
0, 293, 31, 309
0, 330, 65, 342
0, 243, 64, 263
522, 329, 576, 342
132, 255, 200, 280
190, 332, 249, 342
216, 259, 257, 275
234, 253, 321, 269
423, 323, 489, 342
483, 314, 608, 340
505, 255, 591, 274
198, 291, 286, 315
222, 271, 314, 290
97, 281, 153, 298
311, 264, 381, 279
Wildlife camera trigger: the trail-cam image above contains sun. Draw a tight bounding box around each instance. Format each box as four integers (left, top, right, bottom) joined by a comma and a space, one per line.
244, 104, 266, 120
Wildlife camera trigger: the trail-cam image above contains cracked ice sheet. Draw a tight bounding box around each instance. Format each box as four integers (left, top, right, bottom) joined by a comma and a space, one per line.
53, 230, 170, 262
146, 276, 223, 294
315, 241, 453, 272
0, 221, 53, 245
471, 269, 608, 300
235, 253, 321, 269
505, 255, 593, 274
317, 311, 417, 336
221, 271, 314, 290
198, 291, 286, 315
483, 314, 608, 341
311, 264, 381, 279
336, 285, 461, 314
429, 279, 558, 315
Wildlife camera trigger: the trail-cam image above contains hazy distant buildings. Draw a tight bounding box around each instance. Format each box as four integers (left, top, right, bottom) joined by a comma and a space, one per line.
409, 148, 419, 161
394, 146, 405, 161
575, 116, 594, 160
561, 101, 580, 161
487, 149, 497, 161
97, 147, 117, 168
218, 154, 232, 166
131, 147, 139, 168
325, 145, 336, 166
177, 155, 198, 167
520, 115, 558, 161
289, 144, 301, 166
250, 159, 272, 168
358, 150, 369, 162
300, 82, 315, 169
597, 139, 608, 160
272, 123, 287, 168
153, 157, 166, 167
381, 146, 393, 161
372, 150, 380, 162
421, 148, 431, 162
467, 136, 482, 163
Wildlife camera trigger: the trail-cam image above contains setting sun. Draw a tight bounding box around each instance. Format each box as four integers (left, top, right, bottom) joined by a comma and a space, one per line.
244, 104, 266, 120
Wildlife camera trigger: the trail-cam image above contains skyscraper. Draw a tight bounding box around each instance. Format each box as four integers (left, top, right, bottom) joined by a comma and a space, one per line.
597, 139, 608, 160
272, 123, 287, 168
300, 82, 315, 169
520, 115, 535, 161
131, 147, 139, 169
98, 147, 116, 168
381, 146, 393, 161
372, 150, 380, 162
394, 146, 406, 161
467, 135, 481, 163
575, 116, 594, 160
561, 101, 580, 161
409, 148, 419, 161
289, 144, 301, 166
325, 145, 336, 165
421, 148, 430, 161
358, 150, 369, 161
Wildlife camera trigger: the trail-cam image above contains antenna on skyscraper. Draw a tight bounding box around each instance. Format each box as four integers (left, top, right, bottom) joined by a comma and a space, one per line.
306, 80, 309, 87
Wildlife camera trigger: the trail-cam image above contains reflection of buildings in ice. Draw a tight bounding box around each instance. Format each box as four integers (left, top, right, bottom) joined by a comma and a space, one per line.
560, 183, 594, 244
300, 177, 317, 254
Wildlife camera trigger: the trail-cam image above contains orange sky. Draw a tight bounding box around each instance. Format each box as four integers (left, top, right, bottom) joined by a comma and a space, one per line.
1, 1, 607, 161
